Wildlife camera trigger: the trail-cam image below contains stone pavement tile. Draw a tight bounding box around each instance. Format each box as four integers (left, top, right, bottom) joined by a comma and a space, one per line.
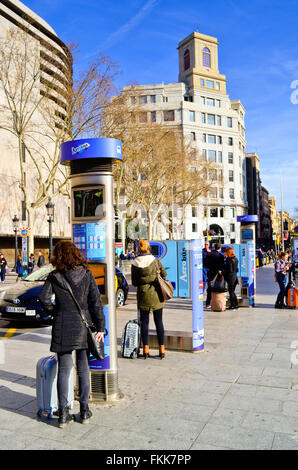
282, 401, 298, 418
254, 342, 279, 353
190, 443, 233, 450
241, 411, 298, 435
237, 375, 293, 389
218, 394, 282, 414
208, 408, 247, 427
271, 433, 298, 450
81, 420, 205, 450
0, 385, 35, 411
262, 367, 298, 378
191, 423, 274, 450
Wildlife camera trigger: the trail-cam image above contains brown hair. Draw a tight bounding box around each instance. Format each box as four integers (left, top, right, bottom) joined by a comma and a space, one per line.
137, 239, 150, 255
225, 247, 236, 258
51, 240, 88, 272
279, 251, 286, 259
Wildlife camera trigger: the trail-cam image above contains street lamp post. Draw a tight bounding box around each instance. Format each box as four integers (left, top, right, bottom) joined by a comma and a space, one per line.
12, 215, 19, 271
45, 199, 54, 261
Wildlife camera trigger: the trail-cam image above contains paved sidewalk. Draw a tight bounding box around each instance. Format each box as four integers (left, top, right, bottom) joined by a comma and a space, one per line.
1, 265, 298, 450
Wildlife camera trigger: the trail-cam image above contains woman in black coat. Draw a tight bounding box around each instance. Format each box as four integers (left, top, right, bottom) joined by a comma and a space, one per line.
39, 240, 105, 428
223, 247, 239, 310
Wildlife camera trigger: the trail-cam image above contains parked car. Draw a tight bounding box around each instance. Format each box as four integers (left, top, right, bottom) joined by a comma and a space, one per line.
0, 264, 129, 323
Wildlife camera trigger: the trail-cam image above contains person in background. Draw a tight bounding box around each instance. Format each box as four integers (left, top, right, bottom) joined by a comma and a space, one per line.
205, 243, 225, 309
202, 241, 211, 293
274, 251, 292, 309
224, 247, 239, 310
0, 253, 7, 283
16, 255, 23, 282
28, 253, 35, 274
131, 239, 167, 359
37, 251, 45, 268
258, 248, 264, 267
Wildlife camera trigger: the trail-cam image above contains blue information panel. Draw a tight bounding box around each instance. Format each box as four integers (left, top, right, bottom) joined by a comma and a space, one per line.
73, 222, 106, 260
191, 239, 204, 352
89, 306, 110, 370
177, 241, 190, 298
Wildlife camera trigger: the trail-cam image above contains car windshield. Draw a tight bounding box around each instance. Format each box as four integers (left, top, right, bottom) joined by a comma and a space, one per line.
24, 265, 54, 281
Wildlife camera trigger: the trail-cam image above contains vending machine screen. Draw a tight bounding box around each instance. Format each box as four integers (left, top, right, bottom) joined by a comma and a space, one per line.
74, 187, 104, 218
73, 222, 106, 260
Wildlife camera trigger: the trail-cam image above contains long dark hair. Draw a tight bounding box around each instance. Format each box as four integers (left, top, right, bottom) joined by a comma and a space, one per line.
51, 240, 88, 272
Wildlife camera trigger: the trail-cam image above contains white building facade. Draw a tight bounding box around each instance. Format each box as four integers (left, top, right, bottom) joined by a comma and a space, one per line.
123, 31, 247, 244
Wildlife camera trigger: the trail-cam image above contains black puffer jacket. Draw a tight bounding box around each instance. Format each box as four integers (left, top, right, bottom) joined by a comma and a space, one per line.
39, 266, 105, 353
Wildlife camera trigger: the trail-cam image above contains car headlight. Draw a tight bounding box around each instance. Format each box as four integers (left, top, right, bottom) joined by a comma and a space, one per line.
13, 298, 21, 305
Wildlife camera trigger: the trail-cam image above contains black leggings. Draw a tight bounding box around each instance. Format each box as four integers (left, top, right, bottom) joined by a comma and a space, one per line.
57, 349, 89, 409
228, 281, 238, 308
140, 309, 164, 346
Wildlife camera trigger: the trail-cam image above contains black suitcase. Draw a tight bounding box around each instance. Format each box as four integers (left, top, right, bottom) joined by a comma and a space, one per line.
121, 319, 141, 359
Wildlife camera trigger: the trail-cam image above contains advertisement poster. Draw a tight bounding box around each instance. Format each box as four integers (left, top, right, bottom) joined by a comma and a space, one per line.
191, 239, 204, 351
73, 222, 106, 260
89, 306, 110, 370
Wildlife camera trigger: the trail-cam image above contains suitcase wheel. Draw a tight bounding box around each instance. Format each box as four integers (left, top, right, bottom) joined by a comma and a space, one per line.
47, 411, 53, 419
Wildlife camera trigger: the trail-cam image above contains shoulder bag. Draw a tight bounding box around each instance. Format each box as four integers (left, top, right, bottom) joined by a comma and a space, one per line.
209, 272, 228, 293
63, 275, 105, 361
154, 259, 174, 301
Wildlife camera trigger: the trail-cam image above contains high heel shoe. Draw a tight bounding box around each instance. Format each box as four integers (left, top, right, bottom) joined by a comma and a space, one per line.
159, 345, 165, 359
143, 345, 150, 359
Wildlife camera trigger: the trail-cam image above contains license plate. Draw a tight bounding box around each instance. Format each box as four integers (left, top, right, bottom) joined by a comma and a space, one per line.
6, 306, 26, 313
26, 310, 36, 316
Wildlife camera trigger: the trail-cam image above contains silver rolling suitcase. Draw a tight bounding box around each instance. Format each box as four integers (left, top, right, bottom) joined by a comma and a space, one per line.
121, 319, 141, 359
36, 355, 74, 419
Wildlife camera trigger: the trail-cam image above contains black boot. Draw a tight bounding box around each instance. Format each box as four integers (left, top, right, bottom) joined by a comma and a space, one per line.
80, 404, 93, 424
58, 408, 74, 429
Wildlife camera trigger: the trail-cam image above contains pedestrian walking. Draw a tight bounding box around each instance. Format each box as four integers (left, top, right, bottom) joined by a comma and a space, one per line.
38, 240, 105, 428
224, 247, 239, 310
37, 251, 45, 268
16, 255, 23, 282
28, 253, 35, 274
131, 239, 167, 359
274, 251, 292, 309
258, 248, 264, 267
205, 243, 225, 309
0, 253, 7, 283
202, 241, 211, 293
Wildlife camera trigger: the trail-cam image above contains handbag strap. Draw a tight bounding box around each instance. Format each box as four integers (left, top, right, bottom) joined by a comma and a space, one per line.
154, 258, 161, 275
62, 274, 89, 328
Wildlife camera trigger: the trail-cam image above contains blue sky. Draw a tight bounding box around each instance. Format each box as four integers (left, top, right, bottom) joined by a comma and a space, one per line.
25, 0, 298, 218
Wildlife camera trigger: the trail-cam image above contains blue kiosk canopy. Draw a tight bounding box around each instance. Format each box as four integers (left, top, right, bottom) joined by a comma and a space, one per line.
60, 138, 122, 165
237, 215, 259, 223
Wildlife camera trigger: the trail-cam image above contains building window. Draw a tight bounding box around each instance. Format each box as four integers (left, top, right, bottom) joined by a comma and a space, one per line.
192, 223, 197, 232
190, 131, 196, 141
219, 188, 224, 199
130, 96, 136, 104
220, 207, 224, 217
163, 96, 168, 102
206, 80, 214, 89
151, 111, 156, 122
207, 114, 215, 125
231, 207, 235, 218
208, 134, 216, 144
228, 152, 233, 164
218, 151, 222, 163
202, 47, 211, 67
139, 112, 147, 123
202, 133, 206, 142
164, 110, 175, 121
206, 97, 215, 106
202, 149, 207, 160
217, 115, 221, 126
184, 95, 193, 102
139, 96, 147, 104
216, 99, 221, 108
150, 95, 156, 103
201, 96, 205, 105
215, 82, 220, 90
184, 49, 190, 70
230, 224, 235, 232
189, 110, 195, 122
208, 150, 216, 162
229, 188, 235, 199
229, 170, 234, 182
192, 206, 197, 217
201, 112, 206, 124
228, 137, 233, 145
217, 136, 222, 144
200, 78, 205, 87
227, 117, 233, 127
210, 207, 218, 217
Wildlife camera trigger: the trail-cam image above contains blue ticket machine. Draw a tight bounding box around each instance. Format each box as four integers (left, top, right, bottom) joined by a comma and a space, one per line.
60, 137, 123, 403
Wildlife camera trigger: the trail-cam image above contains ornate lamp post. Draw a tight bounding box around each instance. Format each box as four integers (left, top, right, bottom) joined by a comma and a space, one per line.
45, 199, 55, 261
12, 214, 19, 271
